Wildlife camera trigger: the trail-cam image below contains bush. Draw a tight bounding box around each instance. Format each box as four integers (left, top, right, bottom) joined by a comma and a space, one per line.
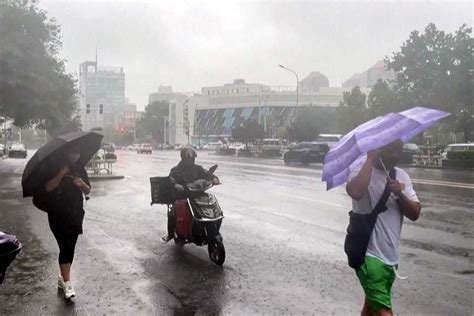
447, 151, 474, 160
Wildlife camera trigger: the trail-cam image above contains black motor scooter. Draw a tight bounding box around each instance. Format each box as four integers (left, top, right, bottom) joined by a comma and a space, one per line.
151, 165, 225, 265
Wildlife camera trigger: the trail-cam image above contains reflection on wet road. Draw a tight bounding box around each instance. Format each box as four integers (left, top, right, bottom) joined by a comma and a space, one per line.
0, 150, 472, 315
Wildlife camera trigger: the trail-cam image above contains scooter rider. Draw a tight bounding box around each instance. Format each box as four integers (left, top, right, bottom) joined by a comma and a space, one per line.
161, 146, 219, 243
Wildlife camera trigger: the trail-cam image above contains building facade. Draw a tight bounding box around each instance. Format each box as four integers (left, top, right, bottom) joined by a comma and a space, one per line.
148, 85, 185, 104
79, 61, 125, 131
166, 78, 367, 145
343, 61, 395, 88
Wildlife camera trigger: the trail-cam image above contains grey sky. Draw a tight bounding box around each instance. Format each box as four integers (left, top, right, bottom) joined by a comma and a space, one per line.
40, 0, 472, 109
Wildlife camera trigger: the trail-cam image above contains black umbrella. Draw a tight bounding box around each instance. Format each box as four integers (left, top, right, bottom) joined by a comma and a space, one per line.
22, 131, 103, 197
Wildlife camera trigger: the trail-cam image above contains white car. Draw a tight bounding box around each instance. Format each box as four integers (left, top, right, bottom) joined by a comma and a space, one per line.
8, 143, 27, 158
203, 142, 221, 151
403, 143, 421, 154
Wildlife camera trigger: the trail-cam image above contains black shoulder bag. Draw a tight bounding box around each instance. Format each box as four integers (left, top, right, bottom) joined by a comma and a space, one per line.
344, 168, 396, 269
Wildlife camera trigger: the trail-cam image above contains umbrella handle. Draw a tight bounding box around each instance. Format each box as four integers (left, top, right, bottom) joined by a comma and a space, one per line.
379, 158, 393, 180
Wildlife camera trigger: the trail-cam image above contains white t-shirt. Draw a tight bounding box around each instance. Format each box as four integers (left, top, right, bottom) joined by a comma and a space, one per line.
348, 167, 419, 265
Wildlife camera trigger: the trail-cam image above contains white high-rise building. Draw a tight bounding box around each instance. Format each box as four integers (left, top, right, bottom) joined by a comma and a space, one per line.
79, 61, 125, 131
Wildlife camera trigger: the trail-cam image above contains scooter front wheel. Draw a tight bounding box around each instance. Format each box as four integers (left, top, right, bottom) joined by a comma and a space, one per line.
208, 239, 225, 266
174, 238, 185, 247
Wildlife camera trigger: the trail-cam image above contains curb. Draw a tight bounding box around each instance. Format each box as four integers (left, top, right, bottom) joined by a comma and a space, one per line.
401, 164, 474, 171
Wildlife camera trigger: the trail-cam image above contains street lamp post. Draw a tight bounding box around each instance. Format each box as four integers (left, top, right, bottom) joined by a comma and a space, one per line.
278, 64, 299, 112
163, 115, 168, 145
263, 94, 271, 132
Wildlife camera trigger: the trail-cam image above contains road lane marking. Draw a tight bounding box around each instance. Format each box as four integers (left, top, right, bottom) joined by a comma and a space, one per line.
412, 179, 474, 189
278, 193, 348, 208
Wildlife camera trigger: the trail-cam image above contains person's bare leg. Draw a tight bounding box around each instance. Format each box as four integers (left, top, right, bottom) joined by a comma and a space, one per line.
376, 309, 393, 316
361, 298, 374, 316
59, 263, 71, 282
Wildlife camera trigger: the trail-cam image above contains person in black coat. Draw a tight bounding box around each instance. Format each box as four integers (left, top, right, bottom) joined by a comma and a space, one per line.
160, 146, 218, 242
37, 150, 90, 299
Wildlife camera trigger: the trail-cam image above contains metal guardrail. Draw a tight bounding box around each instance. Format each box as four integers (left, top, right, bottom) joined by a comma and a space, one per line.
412, 154, 442, 166
87, 159, 117, 175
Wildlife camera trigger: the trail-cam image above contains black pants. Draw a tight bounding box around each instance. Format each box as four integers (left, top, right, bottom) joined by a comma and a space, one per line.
48, 217, 79, 264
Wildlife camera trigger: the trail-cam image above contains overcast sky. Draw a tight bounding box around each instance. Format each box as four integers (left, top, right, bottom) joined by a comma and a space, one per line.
40, 0, 472, 109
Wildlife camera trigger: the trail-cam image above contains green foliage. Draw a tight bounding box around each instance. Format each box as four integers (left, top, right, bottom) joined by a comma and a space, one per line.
289, 106, 339, 142
337, 86, 368, 133
447, 151, 474, 161
385, 23, 473, 141
367, 79, 399, 118
454, 107, 474, 143
135, 101, 169, 143
0, 1, 78, 135
231, 119, 264, 145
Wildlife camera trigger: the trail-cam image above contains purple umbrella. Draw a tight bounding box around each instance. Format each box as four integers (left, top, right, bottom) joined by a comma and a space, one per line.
322, 107, 450, 190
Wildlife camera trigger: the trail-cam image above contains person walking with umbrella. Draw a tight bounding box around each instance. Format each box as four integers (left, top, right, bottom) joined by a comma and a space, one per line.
322, 107, 450, 315
41, 150, 90, 299
347, 140, 420, 316
22, 131, 102, 299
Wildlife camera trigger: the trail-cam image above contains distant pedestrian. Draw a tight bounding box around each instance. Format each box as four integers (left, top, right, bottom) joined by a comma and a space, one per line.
345, 140, 421, 316
34, 150, 90, 299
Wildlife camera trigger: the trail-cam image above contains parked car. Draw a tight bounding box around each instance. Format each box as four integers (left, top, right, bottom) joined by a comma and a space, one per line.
251, 139, 285, 157
283, 142, 330, 166
137, 143, 153, 154
8, 143, 27, 158
0, 144, 4, 157
203, 142, 221, 151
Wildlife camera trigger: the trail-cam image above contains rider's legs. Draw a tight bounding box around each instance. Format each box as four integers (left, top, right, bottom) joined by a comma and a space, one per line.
161, 205, 175, 242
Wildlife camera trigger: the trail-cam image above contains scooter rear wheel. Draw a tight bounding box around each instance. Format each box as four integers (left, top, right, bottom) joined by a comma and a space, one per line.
208, 240, 225, 266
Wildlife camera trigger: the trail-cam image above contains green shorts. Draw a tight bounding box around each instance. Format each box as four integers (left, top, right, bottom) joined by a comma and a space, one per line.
356, 256, 396, 312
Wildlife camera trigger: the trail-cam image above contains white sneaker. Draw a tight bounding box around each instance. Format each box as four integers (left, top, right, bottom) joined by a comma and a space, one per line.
58, 275, 75, 299
57, 275, 64, 289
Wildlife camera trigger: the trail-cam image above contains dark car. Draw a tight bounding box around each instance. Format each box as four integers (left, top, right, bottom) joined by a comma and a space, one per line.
8, 143, 27, 159
283, 142, 330, 166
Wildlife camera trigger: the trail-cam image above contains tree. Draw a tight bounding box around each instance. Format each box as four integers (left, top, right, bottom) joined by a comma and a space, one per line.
136, 101, 169, 143
194, 125, 207, 147
231, 119, 264, 146
287, 106, 338, 142
455, 107, 474, 143
0, 1, 79, 135
367, 79, 399, 119
385, 23, 473, 141
49, 114, 82, 137
337, 86, 367, 133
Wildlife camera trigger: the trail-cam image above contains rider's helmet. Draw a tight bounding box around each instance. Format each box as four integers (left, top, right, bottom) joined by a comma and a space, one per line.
180, 146, 197, 160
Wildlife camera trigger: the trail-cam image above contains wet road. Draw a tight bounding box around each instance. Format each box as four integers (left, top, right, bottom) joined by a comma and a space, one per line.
0, 150, 473, 315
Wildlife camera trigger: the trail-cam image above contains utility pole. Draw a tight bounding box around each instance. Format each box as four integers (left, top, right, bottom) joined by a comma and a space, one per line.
2, 112, 7, 155
163, 115, 168, 145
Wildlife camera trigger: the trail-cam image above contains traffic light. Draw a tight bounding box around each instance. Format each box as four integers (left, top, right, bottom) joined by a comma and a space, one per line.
99, 104, 103, 114
86, 104, 90, 114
